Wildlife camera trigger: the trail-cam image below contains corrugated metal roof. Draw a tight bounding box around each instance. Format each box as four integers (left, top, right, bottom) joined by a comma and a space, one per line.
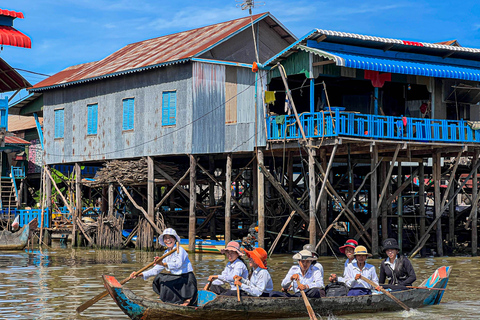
0, 25, 31, 48
0, 9, 24, 19
31, 13, 294, 91
8, 115, 42, 132
298, 45, 480, 81
0, 56, 31, 92
5, 136, 30, 145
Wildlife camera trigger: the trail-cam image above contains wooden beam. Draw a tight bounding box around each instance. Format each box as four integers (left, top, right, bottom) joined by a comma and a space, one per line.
308, 147, 316, 245
433, 152, 443, 256
147, 156, 155, 219
108, 183, 114, 216
377, 144, 400, 209
115, 178, 162, 235
419, 162, 425, 256
189, 155, 197, 252
312, 60, 335, 67
386, 169, 419, 204
371, 145, 379, 256
319, 149, 328, 254
225, 154, 232, 244
473, 150, 479, 256
154, 169, 189, 211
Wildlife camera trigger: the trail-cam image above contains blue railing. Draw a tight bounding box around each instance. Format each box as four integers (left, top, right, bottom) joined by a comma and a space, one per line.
267, 110, 480, 143
11, 166, 25, 179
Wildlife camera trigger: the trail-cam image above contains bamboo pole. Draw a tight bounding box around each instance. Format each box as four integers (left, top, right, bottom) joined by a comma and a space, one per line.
189, 155, 197, 252
225, 154, 232, 244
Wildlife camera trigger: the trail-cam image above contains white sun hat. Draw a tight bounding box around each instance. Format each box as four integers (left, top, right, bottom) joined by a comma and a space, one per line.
158, 228, 181, 246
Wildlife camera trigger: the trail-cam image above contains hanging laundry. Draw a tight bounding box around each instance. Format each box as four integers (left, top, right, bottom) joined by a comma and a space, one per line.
285, 94, 292, 115
264, 91, 276, 105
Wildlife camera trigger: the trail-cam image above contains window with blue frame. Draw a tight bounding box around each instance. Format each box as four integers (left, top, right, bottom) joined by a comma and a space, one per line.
87, 103, 98, 135
54, 109, 64, 139
122, 98, 135, 131
162, 91, 176, 126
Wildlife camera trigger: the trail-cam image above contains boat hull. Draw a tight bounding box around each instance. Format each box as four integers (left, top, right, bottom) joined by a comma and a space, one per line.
103, 266, 451, 320
0, 223, 30, 250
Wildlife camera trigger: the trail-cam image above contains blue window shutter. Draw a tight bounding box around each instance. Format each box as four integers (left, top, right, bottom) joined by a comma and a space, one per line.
170, 91, 176, 125
162, 91, 176, 126
87, 104, 98, 135
123, 98, 135, 130
54, 109, 64, 138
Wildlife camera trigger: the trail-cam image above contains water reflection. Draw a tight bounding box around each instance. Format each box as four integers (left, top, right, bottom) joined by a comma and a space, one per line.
0, 247, 477, 319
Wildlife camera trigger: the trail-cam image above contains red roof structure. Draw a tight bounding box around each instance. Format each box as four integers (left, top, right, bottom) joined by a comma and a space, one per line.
32, 13, 294, 91
0, 8, 30, 48
5, 136, 30, 145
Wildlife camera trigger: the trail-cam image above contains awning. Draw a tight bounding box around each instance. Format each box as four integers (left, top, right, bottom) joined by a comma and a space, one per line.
297, 45, 480, 82
0, 25, 31, 48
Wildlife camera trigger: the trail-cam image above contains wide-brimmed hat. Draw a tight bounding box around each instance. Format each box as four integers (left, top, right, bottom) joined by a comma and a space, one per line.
339, 239, 358, 254
293, 249, 318, 261
245, 247, 268, 269
303, 244, 319, 258
382, 238, 400, 252
354, 245, 372, 257
158, 228, 181, 246
220, 241, 244, 256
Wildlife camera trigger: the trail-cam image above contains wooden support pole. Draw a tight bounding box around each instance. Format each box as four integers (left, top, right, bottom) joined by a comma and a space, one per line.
473, 150, 479, 256
287, 152, 294, 252
46, 174, 52, 226
108, 183, 114, 216
319, 148, 328, 255
377, 144, 400, 209
225, 154, 232, 244
419, 161, 425, 256
380, 162, 388, 240
39, 169, 45, 245
448, 179, 455, 245
209, 156, 216, 237
308, 147, 316, 245
397, 162, 403, 251
154, 169, 189, 211
433, 151, 443, 256
315, 145, 338, 211
147, 156, 155, 220
75, 163, 82, 247
371, 145, 379, 256
257, 149, 265, 248
189, 155, 197, 252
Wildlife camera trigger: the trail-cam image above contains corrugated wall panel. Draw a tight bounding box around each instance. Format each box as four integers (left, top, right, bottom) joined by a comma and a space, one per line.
192, 62, 225, 154
44, 64, 193, 164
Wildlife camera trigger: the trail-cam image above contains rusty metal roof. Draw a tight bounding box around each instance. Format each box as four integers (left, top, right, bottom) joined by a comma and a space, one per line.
8, 115, 42, 132
5, 136, 30, 145
32, 12, 294, 91
0, 56, 31, 92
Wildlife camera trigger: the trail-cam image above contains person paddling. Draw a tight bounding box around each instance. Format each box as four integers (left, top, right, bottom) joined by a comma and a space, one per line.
230, 247, 273, 297
329, 239, 357, 283
271, 249, 325, 298
205, 241, 249, 295
343, 245, 379, 296
129, 228, 197, 306
378, 238, 416, 291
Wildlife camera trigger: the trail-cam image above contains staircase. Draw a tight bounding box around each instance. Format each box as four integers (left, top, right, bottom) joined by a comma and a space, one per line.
1, 177, 18, 210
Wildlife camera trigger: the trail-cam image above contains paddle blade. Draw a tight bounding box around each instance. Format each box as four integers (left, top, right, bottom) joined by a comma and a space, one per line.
76, 290, 110, 313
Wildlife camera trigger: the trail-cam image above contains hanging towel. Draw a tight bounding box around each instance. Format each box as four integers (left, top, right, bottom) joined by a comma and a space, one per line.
275, 115, 286, 125
264, 91, 276, 105
285, 95, 292, 115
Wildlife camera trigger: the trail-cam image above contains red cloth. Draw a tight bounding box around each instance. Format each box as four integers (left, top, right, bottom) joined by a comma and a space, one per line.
364, 70, 391, 88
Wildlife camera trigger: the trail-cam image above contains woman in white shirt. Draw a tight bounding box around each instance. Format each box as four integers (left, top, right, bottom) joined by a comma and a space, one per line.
270, 249, 325, 298
205, 241, 249, 295
343, 245, 379, 296
130, 228, 197, 306
231, 247, 273, 297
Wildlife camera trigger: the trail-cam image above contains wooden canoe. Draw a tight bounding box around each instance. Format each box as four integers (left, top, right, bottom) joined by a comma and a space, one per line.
103, 266, 451, 320
0, 219, 33, 250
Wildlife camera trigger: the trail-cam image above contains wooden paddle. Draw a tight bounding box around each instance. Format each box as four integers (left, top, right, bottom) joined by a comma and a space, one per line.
359, 275, 410, 311
203, 278, 214, 291
407, 286, 447, 291
236, 284, 241, 302
295, 279, 318, 320
76, 248, 176, 313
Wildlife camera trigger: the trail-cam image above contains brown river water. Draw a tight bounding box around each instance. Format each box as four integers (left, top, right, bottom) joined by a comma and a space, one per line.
0, 243, 478, 320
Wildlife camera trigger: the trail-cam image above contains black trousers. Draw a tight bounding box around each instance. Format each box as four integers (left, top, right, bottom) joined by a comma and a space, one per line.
152, 272, 198, 306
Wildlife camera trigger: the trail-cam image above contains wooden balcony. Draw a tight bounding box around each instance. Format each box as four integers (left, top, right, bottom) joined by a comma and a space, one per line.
267, 109, 480, 144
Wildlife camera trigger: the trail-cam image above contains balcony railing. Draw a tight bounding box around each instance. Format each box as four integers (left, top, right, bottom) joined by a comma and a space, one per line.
267, 110, 480, 143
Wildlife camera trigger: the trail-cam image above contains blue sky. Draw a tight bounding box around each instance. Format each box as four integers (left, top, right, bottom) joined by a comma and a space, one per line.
2, 0, 480, 101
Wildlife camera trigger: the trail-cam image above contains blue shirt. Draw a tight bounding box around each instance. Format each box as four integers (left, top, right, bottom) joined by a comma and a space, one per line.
281, 264, 325, 293
142, 246, 193, 279
343, 262, 379, 289
239, 267, 273, 297
213, 258, 249, 290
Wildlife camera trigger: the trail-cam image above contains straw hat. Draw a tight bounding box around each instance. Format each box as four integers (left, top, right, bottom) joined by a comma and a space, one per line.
158, 228, 181, 246
292, 249, 318, 261
339, 239, 358, 254
245, 247, 268, 269
354, 245, 372, 257
220, 241, 244, 256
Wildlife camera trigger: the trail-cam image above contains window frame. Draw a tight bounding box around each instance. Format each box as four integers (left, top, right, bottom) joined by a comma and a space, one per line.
162, 90, 177, 126
54, 108, 65, 139
87, 103, 98, 135
122, 97, 135, 131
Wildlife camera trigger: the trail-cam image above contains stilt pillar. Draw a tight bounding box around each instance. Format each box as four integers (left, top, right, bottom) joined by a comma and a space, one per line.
419, 161, 426, 257
380, 161, 388, 240
108, 182, 114, 216
397, 162, 403, 251
287, 152, 294, 252
308, 147, 316, 245
370, 145, 379, 256
472, 150, 479, 256
433, 151, 443, 256
189, 155, 197, 252
74, 163, 81, 247
225, 154, 232, 244
320, 149, 328, 255
257, 148, 265, 248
